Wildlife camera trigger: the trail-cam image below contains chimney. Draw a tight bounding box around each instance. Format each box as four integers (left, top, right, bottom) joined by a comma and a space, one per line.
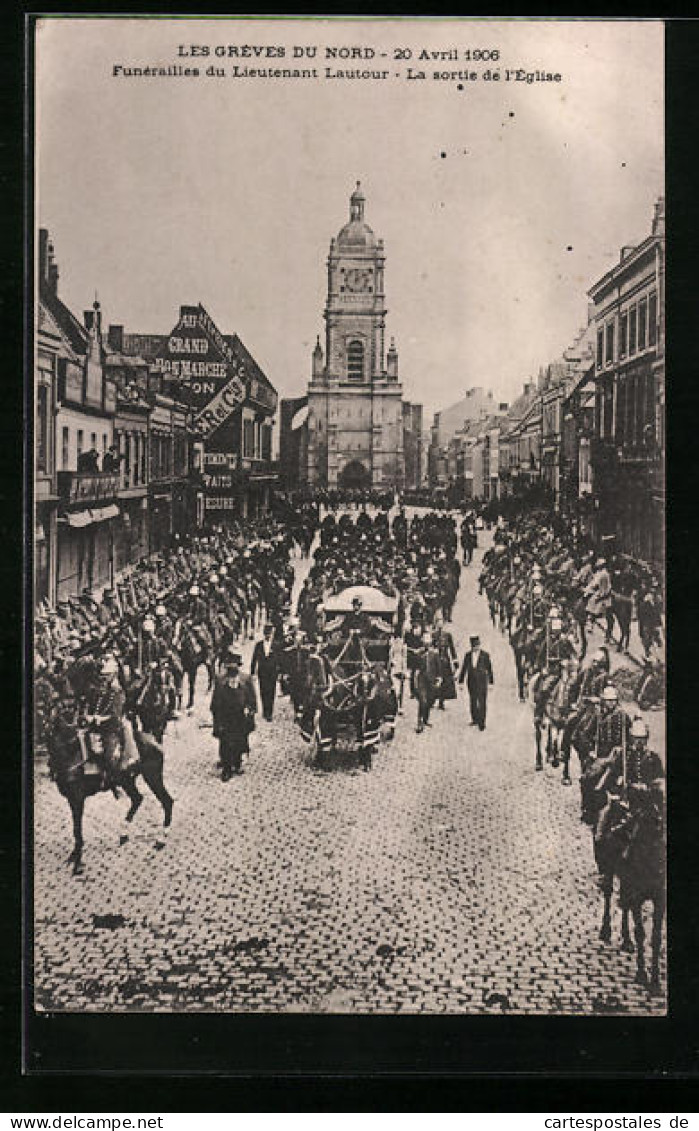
44, 237, 60, 294
652, 196, 665, 237
108, 324, 124, 352
620, 245, 636, 262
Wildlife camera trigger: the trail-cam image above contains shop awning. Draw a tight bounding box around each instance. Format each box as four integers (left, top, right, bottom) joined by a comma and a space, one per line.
91, 504, 120, 522
64, 510, 93, 528
63, 504, 120, 528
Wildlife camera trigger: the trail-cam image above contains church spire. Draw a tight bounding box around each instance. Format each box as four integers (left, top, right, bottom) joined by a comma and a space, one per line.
350, 180, 365, 222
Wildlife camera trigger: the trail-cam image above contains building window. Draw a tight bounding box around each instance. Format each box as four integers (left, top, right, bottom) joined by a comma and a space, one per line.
648, 291, 658, 346
62, 426, 69, 469
596, 329, 604, 369
243, 419, 254, 458
91, 432, 97, 450
261, 424, 272, 462
619, 311, 628, 358
605, 320, 615, 364
77, 429, 84, 459
347, 340, 364, 381
36, 385, 48, 474
629, 305, 637, 354
638, 297, 648, 350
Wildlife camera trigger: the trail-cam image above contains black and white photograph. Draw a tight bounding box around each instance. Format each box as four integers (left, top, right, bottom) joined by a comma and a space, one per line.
31, 16, 665, 1018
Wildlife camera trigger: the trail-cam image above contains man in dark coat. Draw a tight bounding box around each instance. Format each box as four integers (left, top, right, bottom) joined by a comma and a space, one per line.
458, 634, 494, 730
416, 628, 441, 734
210, 651, 258, 780
251, 623, 280, 722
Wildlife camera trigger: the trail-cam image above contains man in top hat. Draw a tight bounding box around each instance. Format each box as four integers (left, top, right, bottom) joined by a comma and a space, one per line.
251, 623, 280, 722
210, 649, 257, 781
458, 634, 494, 731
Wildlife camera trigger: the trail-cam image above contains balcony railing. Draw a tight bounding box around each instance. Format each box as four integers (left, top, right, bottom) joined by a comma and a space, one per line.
57, 470, 120, 509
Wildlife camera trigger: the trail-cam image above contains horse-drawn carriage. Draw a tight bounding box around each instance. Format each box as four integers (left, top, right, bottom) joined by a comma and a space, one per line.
298, 585, 398, 770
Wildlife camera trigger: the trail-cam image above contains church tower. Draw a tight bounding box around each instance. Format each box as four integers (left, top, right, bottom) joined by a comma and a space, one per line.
306, 183, 404, 490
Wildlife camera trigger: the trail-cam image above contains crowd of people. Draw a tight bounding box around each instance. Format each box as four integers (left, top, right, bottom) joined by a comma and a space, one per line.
478, 508, 666, 987
34, 486, 666, 985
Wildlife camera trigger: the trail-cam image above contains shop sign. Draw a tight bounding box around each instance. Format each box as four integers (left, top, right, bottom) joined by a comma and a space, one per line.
60, 471, 120, 506
191, 373, 246, 439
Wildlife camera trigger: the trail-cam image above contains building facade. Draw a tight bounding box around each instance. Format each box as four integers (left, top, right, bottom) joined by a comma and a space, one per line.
106, 342, 151, 573
279, 396, 309, 490
119, 304, 277, 524
588, 197, 665, 563
428, 388, 505, 489
38, 232, 121, 602
402, 401, 424, 490
35, 268, 61, 607
306, 184, 404, 490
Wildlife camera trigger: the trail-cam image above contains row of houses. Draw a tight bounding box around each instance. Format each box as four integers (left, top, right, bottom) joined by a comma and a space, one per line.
428, 197, 665, 565
34, 230, 278, 608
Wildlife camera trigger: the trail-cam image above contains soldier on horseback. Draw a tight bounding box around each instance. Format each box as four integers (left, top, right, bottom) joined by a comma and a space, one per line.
579, 682, 632, 826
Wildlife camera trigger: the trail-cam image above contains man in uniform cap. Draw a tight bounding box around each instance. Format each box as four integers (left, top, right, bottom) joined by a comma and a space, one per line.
458, 634, 494, 731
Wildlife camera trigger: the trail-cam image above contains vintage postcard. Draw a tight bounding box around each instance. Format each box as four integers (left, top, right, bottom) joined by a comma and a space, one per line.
32, 16, 665, 1017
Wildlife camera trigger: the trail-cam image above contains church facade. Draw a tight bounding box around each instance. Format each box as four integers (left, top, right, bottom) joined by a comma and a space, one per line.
306, 184, 405, 490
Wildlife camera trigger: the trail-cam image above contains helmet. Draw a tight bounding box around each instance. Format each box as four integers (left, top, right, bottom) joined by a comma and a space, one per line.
189, 586, 199, 597
549, 604, 561, 618
209, 574, 218, 585
532, 583, 543, 597
102, 655, 119, 676
630, 716, 649, 740
592, 649, 607, 665
601, 684, 619, 703
550, 617, 562, 632
155, 605, 166, 618
218, 566, 227, 577
143, 617, 155, 635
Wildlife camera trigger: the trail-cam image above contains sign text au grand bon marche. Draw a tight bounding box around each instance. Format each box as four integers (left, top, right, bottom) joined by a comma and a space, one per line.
155, 305, 245, 439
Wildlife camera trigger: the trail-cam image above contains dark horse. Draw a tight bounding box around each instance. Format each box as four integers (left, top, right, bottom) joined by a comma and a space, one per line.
48, 713, 173, 875
176, 621, 214, 709
594, 787, 665, 991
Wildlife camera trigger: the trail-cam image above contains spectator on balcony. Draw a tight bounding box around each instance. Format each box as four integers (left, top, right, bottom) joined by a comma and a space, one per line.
102, 444, 122, 473
77, 446, 100, 473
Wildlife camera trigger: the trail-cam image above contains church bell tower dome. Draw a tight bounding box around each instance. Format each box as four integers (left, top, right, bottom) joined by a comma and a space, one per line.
337, 181, 377, 249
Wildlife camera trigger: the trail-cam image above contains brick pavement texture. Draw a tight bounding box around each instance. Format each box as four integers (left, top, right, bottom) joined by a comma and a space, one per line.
33, 529, 666, 1015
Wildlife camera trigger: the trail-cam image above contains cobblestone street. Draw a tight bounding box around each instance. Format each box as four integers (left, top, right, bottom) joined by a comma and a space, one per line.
34, 530, 666, 1015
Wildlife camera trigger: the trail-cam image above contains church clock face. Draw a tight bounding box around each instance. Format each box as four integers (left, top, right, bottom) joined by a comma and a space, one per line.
344, 268, 372, 294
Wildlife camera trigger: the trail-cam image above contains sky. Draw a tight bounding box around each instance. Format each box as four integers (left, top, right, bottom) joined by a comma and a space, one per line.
36, 17, 664, 423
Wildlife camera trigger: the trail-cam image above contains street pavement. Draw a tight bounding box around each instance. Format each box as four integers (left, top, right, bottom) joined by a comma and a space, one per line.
33, 525, 666, 1014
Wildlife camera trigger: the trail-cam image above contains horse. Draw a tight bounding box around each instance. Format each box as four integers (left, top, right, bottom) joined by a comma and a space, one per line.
593, 787, 665, 990
133, 666, 172, 743
543, 668, 577, 784
47, 710, 173, 875
610, 587, 634, 654
530, 669, 563, 772
176, 621, 214, 709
